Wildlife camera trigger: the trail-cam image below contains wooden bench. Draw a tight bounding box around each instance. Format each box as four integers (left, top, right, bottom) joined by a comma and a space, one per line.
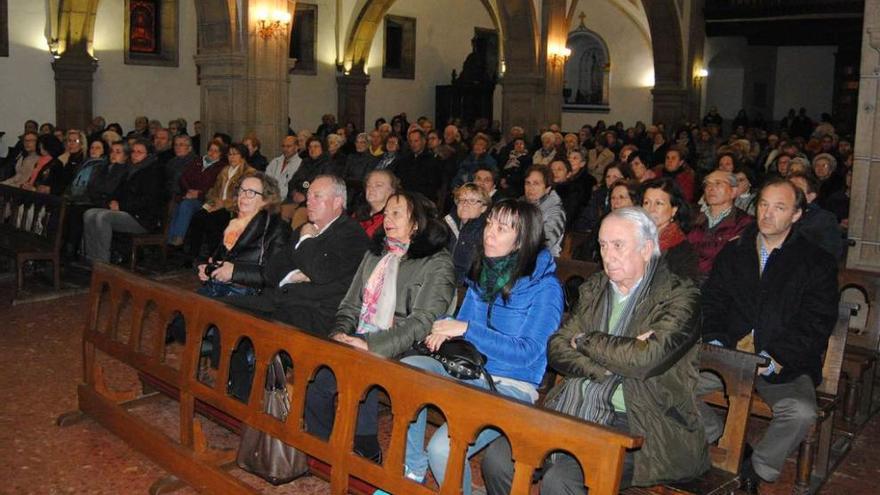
702, 304, 853, 495
838, 269, 880, 428
560, 230, 592, 260
622, 345, 767, 495
0, 184, 66, 297
61, 263, 642, 495
128, 200, 174, 271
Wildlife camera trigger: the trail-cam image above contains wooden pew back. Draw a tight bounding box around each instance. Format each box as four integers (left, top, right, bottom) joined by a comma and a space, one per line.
77, 263, 641, 495
839, 268, 880, 352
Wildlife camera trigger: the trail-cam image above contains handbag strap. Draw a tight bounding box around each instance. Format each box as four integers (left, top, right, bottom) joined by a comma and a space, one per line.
481, 368, 498, 393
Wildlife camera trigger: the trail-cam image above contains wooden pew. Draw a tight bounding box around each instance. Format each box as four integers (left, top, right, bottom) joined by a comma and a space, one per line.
623, 345, 767, 495
838, 269, 880, 428
63, 263, 642, 495
702, 304, 853, 495
0, 184, 66, 297
560, 230, 592, 260
127, 200, 174, 271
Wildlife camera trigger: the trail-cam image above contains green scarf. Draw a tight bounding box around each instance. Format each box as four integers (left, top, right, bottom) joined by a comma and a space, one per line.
478, 252, 519, 303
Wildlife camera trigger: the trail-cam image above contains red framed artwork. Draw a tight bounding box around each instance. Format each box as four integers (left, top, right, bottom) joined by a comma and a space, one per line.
129, 0, 159, 54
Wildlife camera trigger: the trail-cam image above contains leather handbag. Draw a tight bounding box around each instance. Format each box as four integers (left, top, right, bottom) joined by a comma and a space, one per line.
415, 337, 497, 392
236, 356, 308, 485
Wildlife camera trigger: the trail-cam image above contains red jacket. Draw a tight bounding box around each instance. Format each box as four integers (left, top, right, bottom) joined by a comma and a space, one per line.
178, 158, 226, 200
653, 165, 696, 203
687, 207, 753, 275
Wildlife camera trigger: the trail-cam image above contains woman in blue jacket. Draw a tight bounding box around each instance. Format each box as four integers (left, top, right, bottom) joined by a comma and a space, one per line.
399, 198, 564, 494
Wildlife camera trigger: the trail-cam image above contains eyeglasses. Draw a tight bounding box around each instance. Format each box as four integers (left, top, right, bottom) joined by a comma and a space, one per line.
237, 188, 265, 199
456, 198, 484, 206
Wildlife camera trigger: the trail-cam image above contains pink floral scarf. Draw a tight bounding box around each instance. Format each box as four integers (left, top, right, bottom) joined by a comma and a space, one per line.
356, 238, 409, 334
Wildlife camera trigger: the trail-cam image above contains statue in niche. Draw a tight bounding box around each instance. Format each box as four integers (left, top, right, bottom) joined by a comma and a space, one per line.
563, 12, 610, 108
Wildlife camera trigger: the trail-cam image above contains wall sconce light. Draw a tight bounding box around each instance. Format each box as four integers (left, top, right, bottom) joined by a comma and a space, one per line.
255, 8, 292, 40
548, 46, 571, 69
694, 67, 708, 85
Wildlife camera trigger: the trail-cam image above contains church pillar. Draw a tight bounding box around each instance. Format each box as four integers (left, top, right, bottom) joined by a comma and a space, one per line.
52, 48, 98, 131
651, 86, 689, 128
539, 0, 568, 129
500, 73, 543, 138
846, 0, 880, 271
194, 0, 293, 157
337, 70, 370, 133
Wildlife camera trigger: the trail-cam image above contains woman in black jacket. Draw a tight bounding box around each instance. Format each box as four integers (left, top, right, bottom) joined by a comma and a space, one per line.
82, 138, 164, 263
196, 171, 290, 294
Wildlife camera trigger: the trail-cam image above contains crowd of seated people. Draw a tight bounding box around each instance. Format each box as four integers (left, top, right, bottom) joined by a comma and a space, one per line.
0, 107, 853, 493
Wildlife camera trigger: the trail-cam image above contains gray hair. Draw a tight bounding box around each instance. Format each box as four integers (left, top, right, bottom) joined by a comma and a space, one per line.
173, 134, 193, 147
812, 152, 838, 172
604, 206, 661, 258
707, 170, 738, 188
541, 131, 555, 142
327, 133, 345, 146
356, 132, 369, 142
313, 174, 347, 206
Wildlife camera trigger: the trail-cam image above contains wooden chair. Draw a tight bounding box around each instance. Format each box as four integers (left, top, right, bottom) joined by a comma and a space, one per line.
129, 200, 174, 270
838, 269, 880, 428
560, 230, 592, 260
0, 185, 66, 298
702, 304, 853, 495
623, 345, 767, 495
61, 263, 642, 495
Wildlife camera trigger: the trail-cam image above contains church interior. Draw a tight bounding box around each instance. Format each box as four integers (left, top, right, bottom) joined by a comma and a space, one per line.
2, 0, 880, 494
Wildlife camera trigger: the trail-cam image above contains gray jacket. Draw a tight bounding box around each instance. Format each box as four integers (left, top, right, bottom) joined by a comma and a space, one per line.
537, 190, 566, 257
332, 224, 456, 358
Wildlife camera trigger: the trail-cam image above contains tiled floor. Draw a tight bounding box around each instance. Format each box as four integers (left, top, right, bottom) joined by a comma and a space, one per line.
1, 270, 879, 494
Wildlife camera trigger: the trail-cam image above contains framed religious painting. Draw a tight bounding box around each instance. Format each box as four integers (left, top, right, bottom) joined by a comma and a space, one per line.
125, 0, 179, 66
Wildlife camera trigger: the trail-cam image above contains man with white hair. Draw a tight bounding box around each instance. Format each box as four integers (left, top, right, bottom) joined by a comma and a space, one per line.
482, 207, 709, 493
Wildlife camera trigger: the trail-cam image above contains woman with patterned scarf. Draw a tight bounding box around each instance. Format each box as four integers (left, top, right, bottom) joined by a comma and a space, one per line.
304, 191, 456, 462
397, 199, 563, 494
639, 177, 700, 282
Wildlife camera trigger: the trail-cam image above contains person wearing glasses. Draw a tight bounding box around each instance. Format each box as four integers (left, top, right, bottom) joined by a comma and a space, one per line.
444, 183, 490, 283
83, 138, 163, 264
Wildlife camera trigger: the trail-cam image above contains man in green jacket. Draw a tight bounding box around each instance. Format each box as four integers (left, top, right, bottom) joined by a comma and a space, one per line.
482, 207, 709, 493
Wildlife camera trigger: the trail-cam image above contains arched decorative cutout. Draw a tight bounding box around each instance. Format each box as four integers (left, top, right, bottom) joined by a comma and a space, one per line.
354, 385, 390, 464
94, 283, 112, 334
563, 13, 610, 112
114, 291, 134, 344
536, 448, 590, 492
227, 336, 255, 403
196, 324, 220, 387
137, 300, 161, 357
304, 366, 337, 440
405, 404, 448, 489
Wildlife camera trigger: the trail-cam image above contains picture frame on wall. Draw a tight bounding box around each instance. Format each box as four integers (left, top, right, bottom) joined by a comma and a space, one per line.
125, 0, 179, 67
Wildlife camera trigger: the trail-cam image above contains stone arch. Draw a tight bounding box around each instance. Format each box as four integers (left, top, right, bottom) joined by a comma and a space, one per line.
192, 0, 239, 53
641, 0, 683, 89
342, 0, 507, 73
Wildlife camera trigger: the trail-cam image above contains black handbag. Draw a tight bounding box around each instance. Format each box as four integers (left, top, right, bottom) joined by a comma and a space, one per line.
236, 356, 309, 485
415, 337, 497, 392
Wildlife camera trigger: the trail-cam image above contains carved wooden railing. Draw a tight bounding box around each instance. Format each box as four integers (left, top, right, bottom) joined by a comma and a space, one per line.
66, 263, 641, 494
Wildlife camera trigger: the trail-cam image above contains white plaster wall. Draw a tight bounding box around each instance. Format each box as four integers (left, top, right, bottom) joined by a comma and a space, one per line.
773, 45, 836, 121
560, 0, 654, 131
0, 2, 56, 139
363, 0, 496, 126
92, 1, 200, 133
288, 0, 340, 131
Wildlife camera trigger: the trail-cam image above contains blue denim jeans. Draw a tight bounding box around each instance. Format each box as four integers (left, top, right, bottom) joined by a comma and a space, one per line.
167, 198, 203, 242
400, 355, 535, 494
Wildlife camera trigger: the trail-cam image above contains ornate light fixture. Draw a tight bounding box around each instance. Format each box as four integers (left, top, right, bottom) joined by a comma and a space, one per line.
255, 8, 292, 40
548, 45, 571, 69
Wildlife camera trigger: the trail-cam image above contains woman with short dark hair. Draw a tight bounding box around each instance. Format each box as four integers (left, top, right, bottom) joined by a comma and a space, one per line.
400, 199, 563, 493
523, 164, 565, 256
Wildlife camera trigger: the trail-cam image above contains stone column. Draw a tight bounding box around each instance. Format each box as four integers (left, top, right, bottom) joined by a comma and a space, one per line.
539, 0, 568, 128
500, 73, 544, 138
846, 0, 880, 271
651, 86, 690, 127
52, 48, 98, 131
337, 71, 370, 133
194, 0, 292, 158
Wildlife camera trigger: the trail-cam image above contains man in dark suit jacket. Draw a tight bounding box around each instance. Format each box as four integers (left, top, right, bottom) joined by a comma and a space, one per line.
226, 174, 370, 336
698, 178, 839, 494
